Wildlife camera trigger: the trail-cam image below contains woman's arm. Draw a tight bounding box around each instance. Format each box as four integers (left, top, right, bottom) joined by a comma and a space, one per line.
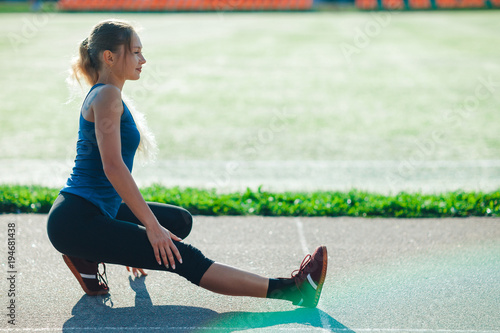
92, 85, 182, 269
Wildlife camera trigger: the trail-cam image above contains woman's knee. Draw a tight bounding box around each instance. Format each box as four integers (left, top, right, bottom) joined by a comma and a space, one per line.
149, 203, 193, 238
175, 242, 214, 286
179, 208, 193, 235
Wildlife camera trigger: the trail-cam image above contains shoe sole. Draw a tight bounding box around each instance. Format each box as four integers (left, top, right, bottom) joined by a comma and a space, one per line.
62, 255, 109, 296
309, 246, 328, 308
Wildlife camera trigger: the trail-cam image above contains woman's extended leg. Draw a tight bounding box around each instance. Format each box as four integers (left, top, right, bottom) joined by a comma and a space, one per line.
199, 245, 328, 308
199, 263, 269, 297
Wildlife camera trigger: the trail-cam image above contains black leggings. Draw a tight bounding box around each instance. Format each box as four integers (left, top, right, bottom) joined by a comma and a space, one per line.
47, 192, 214, 286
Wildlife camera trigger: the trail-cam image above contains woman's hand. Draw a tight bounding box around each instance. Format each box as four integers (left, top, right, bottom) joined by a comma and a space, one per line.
126, 266, 147, 277
146, 223, 183, 269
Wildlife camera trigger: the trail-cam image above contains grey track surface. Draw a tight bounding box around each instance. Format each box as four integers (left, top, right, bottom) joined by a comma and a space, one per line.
0, 214, 499, 332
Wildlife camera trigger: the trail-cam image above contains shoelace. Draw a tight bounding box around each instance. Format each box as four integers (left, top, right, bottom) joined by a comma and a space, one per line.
291, 254, 312, 279
97, 262, 109, 290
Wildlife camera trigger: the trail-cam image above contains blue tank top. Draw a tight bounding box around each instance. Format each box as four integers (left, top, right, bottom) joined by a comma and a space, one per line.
61, 83, 141, 218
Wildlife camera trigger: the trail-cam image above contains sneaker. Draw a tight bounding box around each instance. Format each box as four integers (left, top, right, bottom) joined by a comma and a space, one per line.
291, 245, 328, 308
62, 254, 109, 296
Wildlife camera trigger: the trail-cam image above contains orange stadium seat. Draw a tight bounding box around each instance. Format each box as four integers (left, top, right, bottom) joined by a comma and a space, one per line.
301, 0, 311, 7
198, 0, 208, 10
174, 1, 182, 9
102, 0, 115, 9
162, 0, 173, 9
187, 0, 198, 10
181, 0, 192, 10
382, 0, 404, 8
58, 0, 313, 11
148, 0, 161, 9
262, 0, 272, 7
170, 0, 181, 10
434, 0, 457, 7
355, 0, 379, 9
217, 0, 232, 10
245, 0, 256, 10
128, 0, 142, 10
91, 0, 104, 10
296, 0, 307, 9
302, 0, 313, 8
408, 0, 431, 8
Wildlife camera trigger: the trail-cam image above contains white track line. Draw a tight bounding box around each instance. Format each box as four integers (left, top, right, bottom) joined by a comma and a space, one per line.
295, 218, 332, 331
295, 218, 309, 255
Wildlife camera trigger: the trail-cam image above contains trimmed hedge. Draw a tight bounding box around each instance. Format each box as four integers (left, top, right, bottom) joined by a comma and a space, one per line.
0, 185, 499, 217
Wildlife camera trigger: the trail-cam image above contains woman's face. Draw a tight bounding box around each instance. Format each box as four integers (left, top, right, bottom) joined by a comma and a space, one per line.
116, 31, 146, 81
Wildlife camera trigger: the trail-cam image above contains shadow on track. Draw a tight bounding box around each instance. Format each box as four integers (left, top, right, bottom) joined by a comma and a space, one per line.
63, 274, 354, 332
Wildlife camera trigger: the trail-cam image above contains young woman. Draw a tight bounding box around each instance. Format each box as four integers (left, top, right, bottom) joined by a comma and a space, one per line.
46, 20, 327, 308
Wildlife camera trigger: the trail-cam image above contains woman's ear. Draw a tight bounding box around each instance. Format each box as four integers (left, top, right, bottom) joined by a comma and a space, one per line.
102, 50, 115, 67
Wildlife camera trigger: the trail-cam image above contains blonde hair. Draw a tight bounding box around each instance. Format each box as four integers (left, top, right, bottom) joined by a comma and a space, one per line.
68, 19, 157, 162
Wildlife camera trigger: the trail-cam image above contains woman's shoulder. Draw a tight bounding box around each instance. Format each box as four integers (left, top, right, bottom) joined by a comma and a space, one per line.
82, 84, 122, 121
91, 84, 123, 111
84, 83, 120, 106
92, 83, 121, 99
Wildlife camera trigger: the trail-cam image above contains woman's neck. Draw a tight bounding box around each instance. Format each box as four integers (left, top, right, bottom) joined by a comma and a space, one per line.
97, 70, 124, 90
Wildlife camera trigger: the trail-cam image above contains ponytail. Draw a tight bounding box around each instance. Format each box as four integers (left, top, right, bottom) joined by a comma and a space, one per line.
70, 37, 99, 87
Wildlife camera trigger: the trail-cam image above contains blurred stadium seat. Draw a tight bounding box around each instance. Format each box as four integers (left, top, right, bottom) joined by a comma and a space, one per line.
58, 0, 313, 10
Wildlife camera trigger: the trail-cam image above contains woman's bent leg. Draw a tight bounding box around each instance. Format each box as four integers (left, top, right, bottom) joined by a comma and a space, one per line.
47, 193, 212, 286
116, 202, 193, 240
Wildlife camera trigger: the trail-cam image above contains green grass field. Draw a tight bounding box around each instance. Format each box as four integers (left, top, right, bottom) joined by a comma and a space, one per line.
1, 11, 499, 162
2, 184, 499, 216
1, 11, 500, 196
